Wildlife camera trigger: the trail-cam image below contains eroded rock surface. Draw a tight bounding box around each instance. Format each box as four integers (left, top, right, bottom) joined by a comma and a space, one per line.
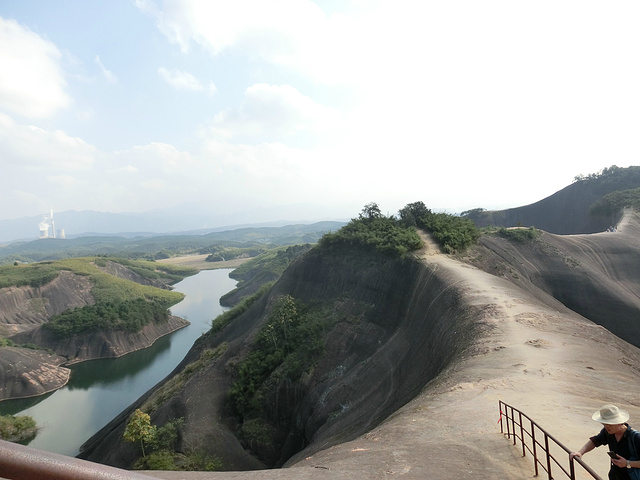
0, 347, 70, 400
0, 271, 94, 336
10, 315, 189, 364
84, 211, 640, 480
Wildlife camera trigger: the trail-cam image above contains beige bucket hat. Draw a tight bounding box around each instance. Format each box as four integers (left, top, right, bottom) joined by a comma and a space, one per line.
592, 404, 630, 424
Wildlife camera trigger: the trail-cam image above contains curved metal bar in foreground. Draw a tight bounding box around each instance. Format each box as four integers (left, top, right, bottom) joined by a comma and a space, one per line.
0, 439, 161, 480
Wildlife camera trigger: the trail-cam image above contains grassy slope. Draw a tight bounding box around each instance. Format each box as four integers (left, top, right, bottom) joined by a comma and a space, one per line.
0, 258, 196, 337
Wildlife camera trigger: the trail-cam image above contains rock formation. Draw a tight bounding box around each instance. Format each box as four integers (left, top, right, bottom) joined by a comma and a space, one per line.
0, 270, 95, 336
9, 315, 188, 365
2, 169, 639, 478
79, 209, 640, 480
0, 347, 70, 401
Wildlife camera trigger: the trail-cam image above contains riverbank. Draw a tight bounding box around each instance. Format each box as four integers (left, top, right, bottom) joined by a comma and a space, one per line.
1, 269, 238, 457
158, 255, 251, 271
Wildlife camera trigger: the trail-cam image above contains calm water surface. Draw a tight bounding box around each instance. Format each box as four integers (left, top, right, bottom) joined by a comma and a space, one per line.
0, 268, 237, 457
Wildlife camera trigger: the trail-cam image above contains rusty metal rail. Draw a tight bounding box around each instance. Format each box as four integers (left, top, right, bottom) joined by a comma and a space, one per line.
499, 401, 603, 480
0, 438, 162, 480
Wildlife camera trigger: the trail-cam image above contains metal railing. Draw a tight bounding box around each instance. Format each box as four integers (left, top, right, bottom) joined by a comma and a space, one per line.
0, 438, 162, 480
499, 401, 603, 479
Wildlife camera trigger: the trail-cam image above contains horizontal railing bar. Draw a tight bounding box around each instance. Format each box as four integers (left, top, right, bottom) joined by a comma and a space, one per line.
0, 439, 161, 480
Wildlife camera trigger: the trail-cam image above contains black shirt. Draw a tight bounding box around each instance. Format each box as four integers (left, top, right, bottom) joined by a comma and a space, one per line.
590, 424, 639, 480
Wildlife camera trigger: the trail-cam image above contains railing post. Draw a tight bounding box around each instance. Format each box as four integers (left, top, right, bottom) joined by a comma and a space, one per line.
545, 433, 553, 480
519, 411, 526, 457
510, 406, 516, 446
570, 452, 576, 480
531, 419, 539, 477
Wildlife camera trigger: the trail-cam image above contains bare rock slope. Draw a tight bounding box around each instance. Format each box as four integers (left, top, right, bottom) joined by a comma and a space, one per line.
0, 270, 95, 336
9, 315, 188, 365
464, 166, 640, 234
82, 210, 640, 480
0, 347, 70, 400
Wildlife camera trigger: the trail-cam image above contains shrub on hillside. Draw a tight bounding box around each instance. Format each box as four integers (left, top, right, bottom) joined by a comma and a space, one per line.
228, 295, 330, 422
44, 298, 171, 337
0, 414, 37, 442
497, 227, 541, 242
0, 262, 61, 289
590, 187, 640, 217
574, 166, 640, 195
400, 201, 480, 253
319, 203, 422, 257
420, 212, 480, 253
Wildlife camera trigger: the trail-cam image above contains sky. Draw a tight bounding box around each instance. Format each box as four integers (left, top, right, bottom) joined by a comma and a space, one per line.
1, 1, 639, 223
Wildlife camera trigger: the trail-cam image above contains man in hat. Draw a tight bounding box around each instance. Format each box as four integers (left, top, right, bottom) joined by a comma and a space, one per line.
571, 404, 640, 479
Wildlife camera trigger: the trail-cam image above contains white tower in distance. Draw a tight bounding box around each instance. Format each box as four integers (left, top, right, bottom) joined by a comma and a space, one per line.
38, 216, 50, 238
38, 210, 58, 239
50, 209, 56, 239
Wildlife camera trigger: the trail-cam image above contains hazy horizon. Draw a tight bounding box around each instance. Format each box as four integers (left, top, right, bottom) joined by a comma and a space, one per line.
1, 1, 638, 222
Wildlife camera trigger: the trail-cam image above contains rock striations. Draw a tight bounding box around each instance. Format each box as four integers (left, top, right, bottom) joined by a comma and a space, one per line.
81, 208, 640, 480
0, 347, 70, 400
9, 315, 188, 366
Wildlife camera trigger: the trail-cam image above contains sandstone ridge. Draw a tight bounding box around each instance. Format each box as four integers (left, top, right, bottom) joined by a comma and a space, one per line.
80, 209, 640, 479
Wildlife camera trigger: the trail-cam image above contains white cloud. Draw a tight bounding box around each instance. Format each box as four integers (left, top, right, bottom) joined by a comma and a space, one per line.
121, 142, 195, 173
142, 0, 364, 85
0, 114, 96, 218
94, 55, 118, 84
0, 113, 94, 170
210, 83, 343, 140
46, 174, 80, 187
3, 1, 640, 222
140, 178, 166, 190
0, 17, 70, 118
158, 67, 215, 93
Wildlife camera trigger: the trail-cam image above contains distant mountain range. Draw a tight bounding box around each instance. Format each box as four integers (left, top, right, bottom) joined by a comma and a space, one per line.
0, 204, 351, 244
0, 221, 346, 265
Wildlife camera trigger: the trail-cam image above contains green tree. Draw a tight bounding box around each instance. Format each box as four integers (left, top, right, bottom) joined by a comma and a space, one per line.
399, 201, 432, 227
359, 202, 383, 221
123, 409, 157, 458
